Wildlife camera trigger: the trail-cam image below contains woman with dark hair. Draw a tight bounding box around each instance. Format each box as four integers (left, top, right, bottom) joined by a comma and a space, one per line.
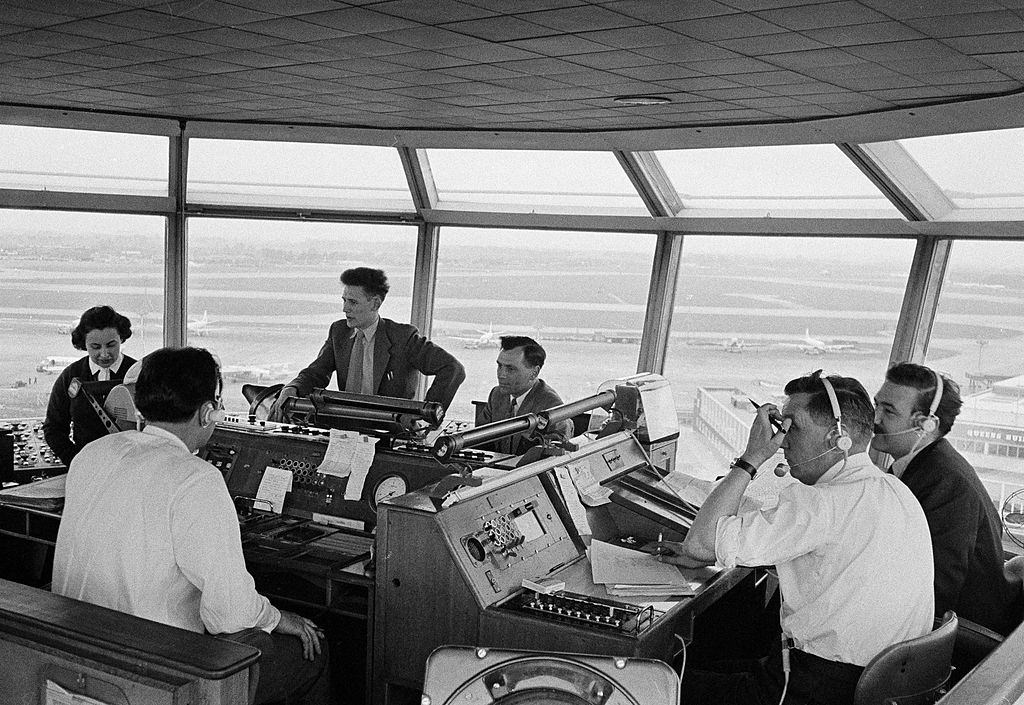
43, 305, 137, 466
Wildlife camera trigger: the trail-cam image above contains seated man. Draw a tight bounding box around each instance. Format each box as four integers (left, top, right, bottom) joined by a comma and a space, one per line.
52, 347, 332, 705
873, 362, 1021, 635
653, 370, 933, 705
270, 267, 465, 419
477, 336, 574, 456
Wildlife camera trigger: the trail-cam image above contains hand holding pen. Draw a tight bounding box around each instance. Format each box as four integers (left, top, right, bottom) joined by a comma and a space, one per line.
748, 398, 786, 435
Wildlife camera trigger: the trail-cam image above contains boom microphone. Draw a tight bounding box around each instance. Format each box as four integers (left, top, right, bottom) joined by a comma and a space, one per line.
774, 447, 838, 476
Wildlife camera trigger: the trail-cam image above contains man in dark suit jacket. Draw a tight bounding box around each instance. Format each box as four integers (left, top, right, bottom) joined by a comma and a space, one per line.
271, 267, 465, 417
477, 336, 574, 456
873, 362, 1021, 635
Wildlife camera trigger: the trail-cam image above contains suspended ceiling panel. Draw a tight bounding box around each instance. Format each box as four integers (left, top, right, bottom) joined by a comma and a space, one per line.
1, 1, 1024, 148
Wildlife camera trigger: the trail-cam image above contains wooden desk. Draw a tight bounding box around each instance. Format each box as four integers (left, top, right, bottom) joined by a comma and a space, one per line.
0, 578, 259, 704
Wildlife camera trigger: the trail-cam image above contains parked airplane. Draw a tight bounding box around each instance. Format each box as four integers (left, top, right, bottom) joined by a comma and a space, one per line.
187, 310, 217, 336
36, 355, 80, 374
455, 323, 508, 349
222, 362, 292, 384
797, 329, 858, 355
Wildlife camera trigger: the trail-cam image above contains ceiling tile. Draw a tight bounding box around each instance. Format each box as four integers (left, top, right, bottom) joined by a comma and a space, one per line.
601, 0, 734, 22
239, 18, 353, 42
441, 15, 554, 41
373, 0, 497, 24
802, 21, 926, 47
716, 31, 829, 54
101, 9, 217, 34
519, 5, 642, 32
755, 2, 889, 30
664, 12, 786, 41
302, 7, 418, 34
506, 34, 612, 55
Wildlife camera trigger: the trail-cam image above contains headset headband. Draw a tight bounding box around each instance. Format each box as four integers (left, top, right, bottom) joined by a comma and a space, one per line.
929, 369, 944, 418
820, 374, 853, 452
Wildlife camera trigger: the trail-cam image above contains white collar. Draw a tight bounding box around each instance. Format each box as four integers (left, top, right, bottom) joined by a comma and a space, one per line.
89, 354, 123, 378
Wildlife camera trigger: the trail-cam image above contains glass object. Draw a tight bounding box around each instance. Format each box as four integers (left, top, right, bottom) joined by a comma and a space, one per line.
185, 218, 417, 411
0, 209, 165, 418
664, 235, 915, 480
925, 240, 1024, 545
187, 139, 413, 211
428, 149, 648, 215
898, 127, 1024, 214
657, 144, 903, 218
435, 226, 656, 421
0, 125, 167, 196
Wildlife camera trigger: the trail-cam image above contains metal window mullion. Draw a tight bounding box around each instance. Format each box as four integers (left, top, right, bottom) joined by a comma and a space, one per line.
888, 236, 953, 366
398, 147, 437, 212
637, 232, 683, 375
410, 222, 440, 401
165, 124, 188, 348
614, 151, 683, 217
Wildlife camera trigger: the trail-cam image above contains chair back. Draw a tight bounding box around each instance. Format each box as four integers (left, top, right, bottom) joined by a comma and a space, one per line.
854, 611, 958, 705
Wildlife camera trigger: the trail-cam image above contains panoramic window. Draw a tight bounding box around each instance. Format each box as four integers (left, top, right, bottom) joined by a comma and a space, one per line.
656, 144, 903, 218
0, 210, 165, 419
185, 218, 417, 411
187, 139, 413, 211
664, 236, 915, 480
898, 127, 1024, 215
924, 240, 1024, 534
0, 125, 167, 197
427, 149, 649, 215
435, 227, 656, 422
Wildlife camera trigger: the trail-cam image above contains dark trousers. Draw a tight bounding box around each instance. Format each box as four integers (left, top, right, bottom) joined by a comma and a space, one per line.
681, 641, 864, 705
224, 629, 334, 705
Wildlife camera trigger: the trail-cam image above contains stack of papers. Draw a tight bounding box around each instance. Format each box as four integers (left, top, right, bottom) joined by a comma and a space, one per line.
589, 538, 708, 597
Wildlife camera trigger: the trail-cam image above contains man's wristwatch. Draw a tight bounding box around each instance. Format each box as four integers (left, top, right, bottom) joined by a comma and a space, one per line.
731, 456, 758, 479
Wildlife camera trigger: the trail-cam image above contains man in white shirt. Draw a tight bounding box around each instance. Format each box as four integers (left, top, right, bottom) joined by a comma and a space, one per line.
53, 347, 332, 705
652, 370, 934, 705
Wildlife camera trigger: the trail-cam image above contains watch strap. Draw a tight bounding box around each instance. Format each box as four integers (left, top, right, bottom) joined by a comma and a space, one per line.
731, 457, 758, 478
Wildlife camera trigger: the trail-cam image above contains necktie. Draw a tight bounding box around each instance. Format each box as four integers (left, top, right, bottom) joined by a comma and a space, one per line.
346, 331, 372, 395
509, 397, 517, 417
98, 368, 110, 381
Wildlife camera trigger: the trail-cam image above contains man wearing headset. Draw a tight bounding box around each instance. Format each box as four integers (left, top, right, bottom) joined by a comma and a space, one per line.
873, 362, 1020, 635
652, 370, 933, 705
53, 347, 332, 705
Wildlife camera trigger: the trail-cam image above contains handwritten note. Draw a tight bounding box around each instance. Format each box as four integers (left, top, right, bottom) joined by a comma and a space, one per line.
316, 429, 379, 501
554, 465, 592, 539
565, 459, 611, 507
256, 466, 293, 514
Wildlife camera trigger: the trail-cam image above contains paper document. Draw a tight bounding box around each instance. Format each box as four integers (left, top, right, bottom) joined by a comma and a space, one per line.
565, 459, 611, 506
589, 538, 688, 587
316, 429, 378, 501
256, 466, 292, 514
554, 465, 592, 539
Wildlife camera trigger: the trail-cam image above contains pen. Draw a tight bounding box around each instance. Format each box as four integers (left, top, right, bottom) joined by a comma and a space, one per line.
748, 398, 785, 434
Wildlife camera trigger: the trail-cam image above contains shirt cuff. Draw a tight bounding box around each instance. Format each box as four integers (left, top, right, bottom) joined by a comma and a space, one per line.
714, 515, 742, 569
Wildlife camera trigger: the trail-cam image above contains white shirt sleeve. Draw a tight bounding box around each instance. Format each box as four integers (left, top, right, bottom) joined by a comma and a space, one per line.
170, 471, 281, 634
715, 485, 835, 568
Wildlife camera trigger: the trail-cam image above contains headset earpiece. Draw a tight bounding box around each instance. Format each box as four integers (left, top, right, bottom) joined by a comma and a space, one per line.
918, 368, 943, 435
833, 428, 853, 452
201, 401, 225, 428
820, 375, 852, 453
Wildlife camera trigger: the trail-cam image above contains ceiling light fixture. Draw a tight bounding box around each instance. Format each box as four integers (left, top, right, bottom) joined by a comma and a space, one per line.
613, 95, 671, 106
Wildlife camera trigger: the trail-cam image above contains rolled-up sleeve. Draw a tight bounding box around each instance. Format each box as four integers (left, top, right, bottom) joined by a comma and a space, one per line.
171, 474, 281, 634
715, 487, 832, 569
